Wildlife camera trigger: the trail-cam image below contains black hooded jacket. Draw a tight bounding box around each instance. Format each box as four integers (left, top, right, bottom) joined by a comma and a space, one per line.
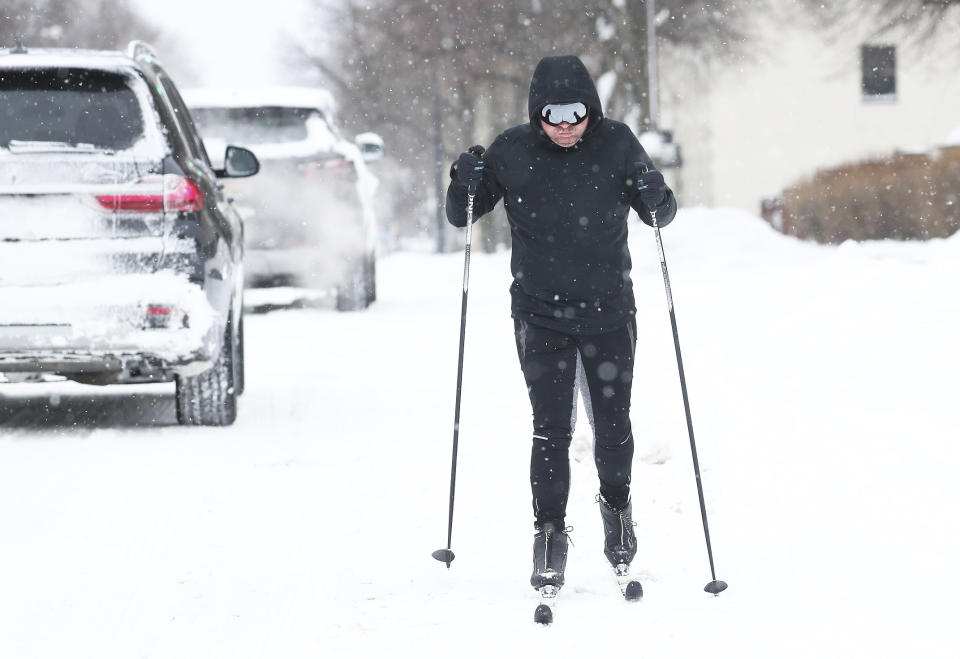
446, 55, 677, 334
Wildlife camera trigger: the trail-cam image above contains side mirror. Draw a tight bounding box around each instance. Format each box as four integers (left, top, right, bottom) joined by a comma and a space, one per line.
222, 145, 260, 178
355, 132, 385, 163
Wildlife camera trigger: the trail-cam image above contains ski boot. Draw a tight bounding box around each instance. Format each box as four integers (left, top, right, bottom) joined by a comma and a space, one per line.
531, 521, 569, 624
530, 521, 569, 589
598, 496, 637, 567
598, 496, 643, 600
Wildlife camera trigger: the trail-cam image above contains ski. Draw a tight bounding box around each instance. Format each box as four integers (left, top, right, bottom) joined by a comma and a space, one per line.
613, 563, 643, 601
534, 584, 560, 624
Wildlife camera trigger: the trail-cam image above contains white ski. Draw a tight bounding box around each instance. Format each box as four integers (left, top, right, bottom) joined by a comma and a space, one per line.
534, 584, 560, 624
613, 563, 643, 601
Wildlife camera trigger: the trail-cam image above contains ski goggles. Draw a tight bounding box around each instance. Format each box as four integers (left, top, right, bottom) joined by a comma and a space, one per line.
540, 102, 588, 126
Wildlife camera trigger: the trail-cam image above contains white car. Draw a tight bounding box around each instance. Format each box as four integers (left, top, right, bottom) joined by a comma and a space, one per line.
183, 87, 383, 310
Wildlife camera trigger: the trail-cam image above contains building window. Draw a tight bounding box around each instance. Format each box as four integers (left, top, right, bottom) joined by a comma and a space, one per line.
861, 45, 896, 101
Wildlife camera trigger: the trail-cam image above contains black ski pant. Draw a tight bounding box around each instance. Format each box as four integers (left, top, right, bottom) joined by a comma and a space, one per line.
514, 318, 636, 527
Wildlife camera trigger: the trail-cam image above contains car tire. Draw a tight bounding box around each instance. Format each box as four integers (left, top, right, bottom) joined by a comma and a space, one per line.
364, 254, 377, 305
336, 257, 371, 312
234, 312, 246, 396
175, 311, 238, 426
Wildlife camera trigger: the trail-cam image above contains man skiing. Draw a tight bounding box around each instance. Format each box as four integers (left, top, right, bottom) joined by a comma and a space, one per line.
445, 54, 678, 609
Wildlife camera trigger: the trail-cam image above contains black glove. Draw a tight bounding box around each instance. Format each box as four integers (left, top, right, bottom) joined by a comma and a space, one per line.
454, 145, 485, 189
635, 167, 668, 209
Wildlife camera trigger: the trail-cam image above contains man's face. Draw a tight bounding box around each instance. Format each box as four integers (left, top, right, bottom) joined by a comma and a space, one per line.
540, 116, 589, 148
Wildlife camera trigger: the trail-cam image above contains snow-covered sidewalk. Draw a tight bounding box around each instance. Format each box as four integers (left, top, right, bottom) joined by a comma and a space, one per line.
1, 208, 958, 658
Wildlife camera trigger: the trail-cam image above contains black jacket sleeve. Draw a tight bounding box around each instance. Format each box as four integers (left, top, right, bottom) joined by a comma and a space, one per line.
625, 132, 678, 229
445, 144, 504, 227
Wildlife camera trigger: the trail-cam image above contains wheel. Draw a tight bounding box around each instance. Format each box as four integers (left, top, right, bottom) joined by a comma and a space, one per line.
364, 254, 377, 305
234, 312, 246, 396
336, 257, 371, 311
175, 313, 238, 426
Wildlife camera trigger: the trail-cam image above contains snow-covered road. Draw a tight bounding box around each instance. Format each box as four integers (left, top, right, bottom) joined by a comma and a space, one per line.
1, 208, 958, 658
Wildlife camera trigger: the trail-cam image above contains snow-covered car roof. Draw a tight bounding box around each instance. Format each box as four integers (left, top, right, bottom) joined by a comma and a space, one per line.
0, 48, 140, 73
181, 87, 337, 119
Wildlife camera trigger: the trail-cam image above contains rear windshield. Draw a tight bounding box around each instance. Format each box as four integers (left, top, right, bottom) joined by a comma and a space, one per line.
189, 107, 315, 145
0, 68, 145, 150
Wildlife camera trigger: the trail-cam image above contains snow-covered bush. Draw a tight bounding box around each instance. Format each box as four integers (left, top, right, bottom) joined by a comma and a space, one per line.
764, 146, 960, 243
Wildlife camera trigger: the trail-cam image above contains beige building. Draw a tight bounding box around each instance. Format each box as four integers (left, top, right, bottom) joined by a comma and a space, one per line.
657, 4, 960, 214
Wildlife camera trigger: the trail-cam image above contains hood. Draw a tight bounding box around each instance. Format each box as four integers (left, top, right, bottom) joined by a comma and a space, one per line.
528, 55, 603, 132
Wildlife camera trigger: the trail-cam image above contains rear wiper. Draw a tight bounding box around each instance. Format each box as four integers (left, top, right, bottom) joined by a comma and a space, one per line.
7, 140, 115, 155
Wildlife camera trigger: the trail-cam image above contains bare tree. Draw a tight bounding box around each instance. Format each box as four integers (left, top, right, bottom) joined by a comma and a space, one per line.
300, 0, 758, 250
797, 0, 960, 43
590, 1, 760, 127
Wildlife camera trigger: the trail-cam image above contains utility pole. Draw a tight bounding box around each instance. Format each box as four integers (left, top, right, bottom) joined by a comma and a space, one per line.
432, 62, 446, 253
626, 0, 652, 130
646, 0, 660, 129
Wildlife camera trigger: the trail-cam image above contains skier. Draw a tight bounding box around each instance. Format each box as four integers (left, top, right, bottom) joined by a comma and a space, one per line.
446, 54, 677, 608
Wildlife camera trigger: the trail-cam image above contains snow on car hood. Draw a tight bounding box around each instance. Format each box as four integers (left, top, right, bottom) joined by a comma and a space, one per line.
182, 87, 337, 123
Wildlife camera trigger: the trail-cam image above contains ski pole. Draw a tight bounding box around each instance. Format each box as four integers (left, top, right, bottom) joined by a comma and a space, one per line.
432, 184, 477, 568
643, 168, 727, 595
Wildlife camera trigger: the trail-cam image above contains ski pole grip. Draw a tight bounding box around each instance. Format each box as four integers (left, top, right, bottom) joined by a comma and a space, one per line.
633, 163, 650, 190
466, 145, 484, 197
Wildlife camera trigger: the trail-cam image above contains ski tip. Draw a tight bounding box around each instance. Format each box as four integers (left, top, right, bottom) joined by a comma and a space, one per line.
704, 580, 728, 595
534, 603, 554, 625
624, 580, 644, 601
432, 548, 455, 566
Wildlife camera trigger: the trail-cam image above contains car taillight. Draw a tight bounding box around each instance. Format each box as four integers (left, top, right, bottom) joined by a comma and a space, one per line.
95, 174, 205, 213
299, 158, 355, 179
163, 175, 205, 212
143, 304, 188, 329
95, 190, 163, 212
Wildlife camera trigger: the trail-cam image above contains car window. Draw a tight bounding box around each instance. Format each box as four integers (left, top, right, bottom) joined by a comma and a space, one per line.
0, 68, 144, 151
157, 73, 211, 166
189, 107, 316, 145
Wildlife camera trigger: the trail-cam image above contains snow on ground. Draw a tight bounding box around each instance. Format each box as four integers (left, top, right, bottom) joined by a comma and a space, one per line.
1, 207, 958, 658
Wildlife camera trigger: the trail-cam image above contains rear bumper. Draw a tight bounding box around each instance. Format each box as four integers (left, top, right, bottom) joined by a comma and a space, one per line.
0, 272, 220, 377
0, 349, 210, 383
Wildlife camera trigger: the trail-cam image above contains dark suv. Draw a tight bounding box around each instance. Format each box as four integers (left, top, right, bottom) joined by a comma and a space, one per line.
0, 41, 259, 425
